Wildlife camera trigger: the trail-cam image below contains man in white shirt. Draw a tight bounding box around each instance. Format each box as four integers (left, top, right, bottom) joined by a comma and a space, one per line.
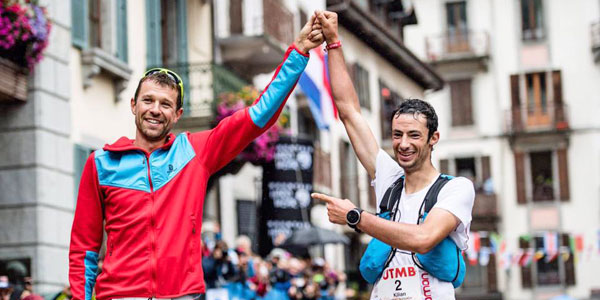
312, 11, 475, 300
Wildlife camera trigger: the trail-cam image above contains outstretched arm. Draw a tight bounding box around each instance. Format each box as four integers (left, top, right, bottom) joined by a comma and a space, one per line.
192, 14, 325, 174
317, 11, 379, 179
312, 192, 459, 254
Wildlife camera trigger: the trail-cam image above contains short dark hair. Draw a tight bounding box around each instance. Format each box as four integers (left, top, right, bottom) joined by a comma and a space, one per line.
133, 72, 182, 110
391, 99, 438, 140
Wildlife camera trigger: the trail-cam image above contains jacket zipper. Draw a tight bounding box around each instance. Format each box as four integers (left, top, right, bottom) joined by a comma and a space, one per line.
191, 215, 196, 234
145, 153, 156, 298
109, 234, 114, 257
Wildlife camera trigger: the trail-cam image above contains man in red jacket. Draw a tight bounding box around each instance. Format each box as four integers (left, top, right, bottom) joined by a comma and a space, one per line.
68, 14, 324, 300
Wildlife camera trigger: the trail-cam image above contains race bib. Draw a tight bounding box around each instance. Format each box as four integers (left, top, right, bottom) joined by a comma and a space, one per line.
375, 265, 421, 300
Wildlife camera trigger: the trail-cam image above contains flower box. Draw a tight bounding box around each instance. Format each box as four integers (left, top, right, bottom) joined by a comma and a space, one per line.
0, 56, 27, 101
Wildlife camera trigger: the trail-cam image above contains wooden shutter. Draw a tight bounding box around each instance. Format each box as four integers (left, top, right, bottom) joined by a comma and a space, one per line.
115, 0, 128, 62
552, 70, 566, 125
481, 156, 491, 181
449, 79, 473, 126
482, 237, 498, 292
71, 0, 89, 49
562, 233, 576, 286
519, 237, 533, 288
146, 0, 162, 67
557, 148, 570, 202
514, 151, 527, 204
510, 74, 522, 132
439, 159, 449, 175
230, 0, 243, 34
74, 145, 93, 201
487, 251, 498, 292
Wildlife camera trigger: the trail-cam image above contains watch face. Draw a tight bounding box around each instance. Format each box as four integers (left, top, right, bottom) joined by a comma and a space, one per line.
347, 209, 360, 225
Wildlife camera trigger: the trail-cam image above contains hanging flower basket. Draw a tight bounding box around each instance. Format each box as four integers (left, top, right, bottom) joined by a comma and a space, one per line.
0, 0, 52, 70
0, 56, 27, 101
0, 1, 51, 101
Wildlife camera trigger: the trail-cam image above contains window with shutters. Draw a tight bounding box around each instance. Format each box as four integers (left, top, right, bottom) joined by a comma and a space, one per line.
72, 0, 131, 99
354, 64, 371, 110
520, 233, 576, 288
530, 151, 553, 202
509, 70, 568, 133
449, 79, 473, 127
439, 156, 491, 192
525, 72, 549, 127
521, 0, 545, 41
380, 80, 403, 140
237, 199, 258, 252
514, 148, 570, 204
534, 235, 560, 285
72, 0, 128, 61
445, 1, 469, 53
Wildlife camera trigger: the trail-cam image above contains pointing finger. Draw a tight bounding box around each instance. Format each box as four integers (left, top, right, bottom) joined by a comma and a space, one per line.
312, 193, 337, 204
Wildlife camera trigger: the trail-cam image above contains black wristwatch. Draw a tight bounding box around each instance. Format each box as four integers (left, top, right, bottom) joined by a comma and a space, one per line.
346, 208, 363, 232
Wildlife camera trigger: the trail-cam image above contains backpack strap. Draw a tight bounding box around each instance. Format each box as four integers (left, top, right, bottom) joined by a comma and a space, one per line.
413, 174, 455, 270
378, 175, 404, 214
417, 174, 454, 222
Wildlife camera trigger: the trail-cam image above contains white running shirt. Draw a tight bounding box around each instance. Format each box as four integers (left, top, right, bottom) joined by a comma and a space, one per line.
370, 149, 475, 300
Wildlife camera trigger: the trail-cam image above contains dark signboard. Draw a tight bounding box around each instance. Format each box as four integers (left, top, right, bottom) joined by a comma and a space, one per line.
258, 136, 314, 257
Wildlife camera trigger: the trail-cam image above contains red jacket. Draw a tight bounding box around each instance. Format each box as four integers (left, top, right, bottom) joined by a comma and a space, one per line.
69, 44, 309, 300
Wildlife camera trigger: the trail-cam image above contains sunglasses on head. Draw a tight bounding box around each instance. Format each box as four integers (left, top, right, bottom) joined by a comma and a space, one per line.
143, 68, 185, 106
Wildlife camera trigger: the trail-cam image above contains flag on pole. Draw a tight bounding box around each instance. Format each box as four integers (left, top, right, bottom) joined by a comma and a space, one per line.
297, 48, 338, 130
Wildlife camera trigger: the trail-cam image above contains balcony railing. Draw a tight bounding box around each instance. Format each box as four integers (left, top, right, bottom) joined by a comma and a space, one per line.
504, 103, 570, 135
472, 192, 498, 219
592, 22, 600, 63
156, 63, 248, 118
425, 31, 489, 62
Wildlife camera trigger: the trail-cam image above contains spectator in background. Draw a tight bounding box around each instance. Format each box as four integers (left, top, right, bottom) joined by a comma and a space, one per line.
202, 240, 237, 290
248, 259, 270, 298
16, 277, 33, 299
6, 261, 27, 300
1, 276, 13, 300
51, 286, 71, 300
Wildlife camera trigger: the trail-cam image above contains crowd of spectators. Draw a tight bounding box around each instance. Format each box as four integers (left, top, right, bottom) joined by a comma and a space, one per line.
201, 235, 347, 300
1, 235, 346, 300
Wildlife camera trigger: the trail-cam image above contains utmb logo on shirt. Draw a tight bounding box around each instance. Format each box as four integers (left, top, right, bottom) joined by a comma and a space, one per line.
381, 266, 417, 280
